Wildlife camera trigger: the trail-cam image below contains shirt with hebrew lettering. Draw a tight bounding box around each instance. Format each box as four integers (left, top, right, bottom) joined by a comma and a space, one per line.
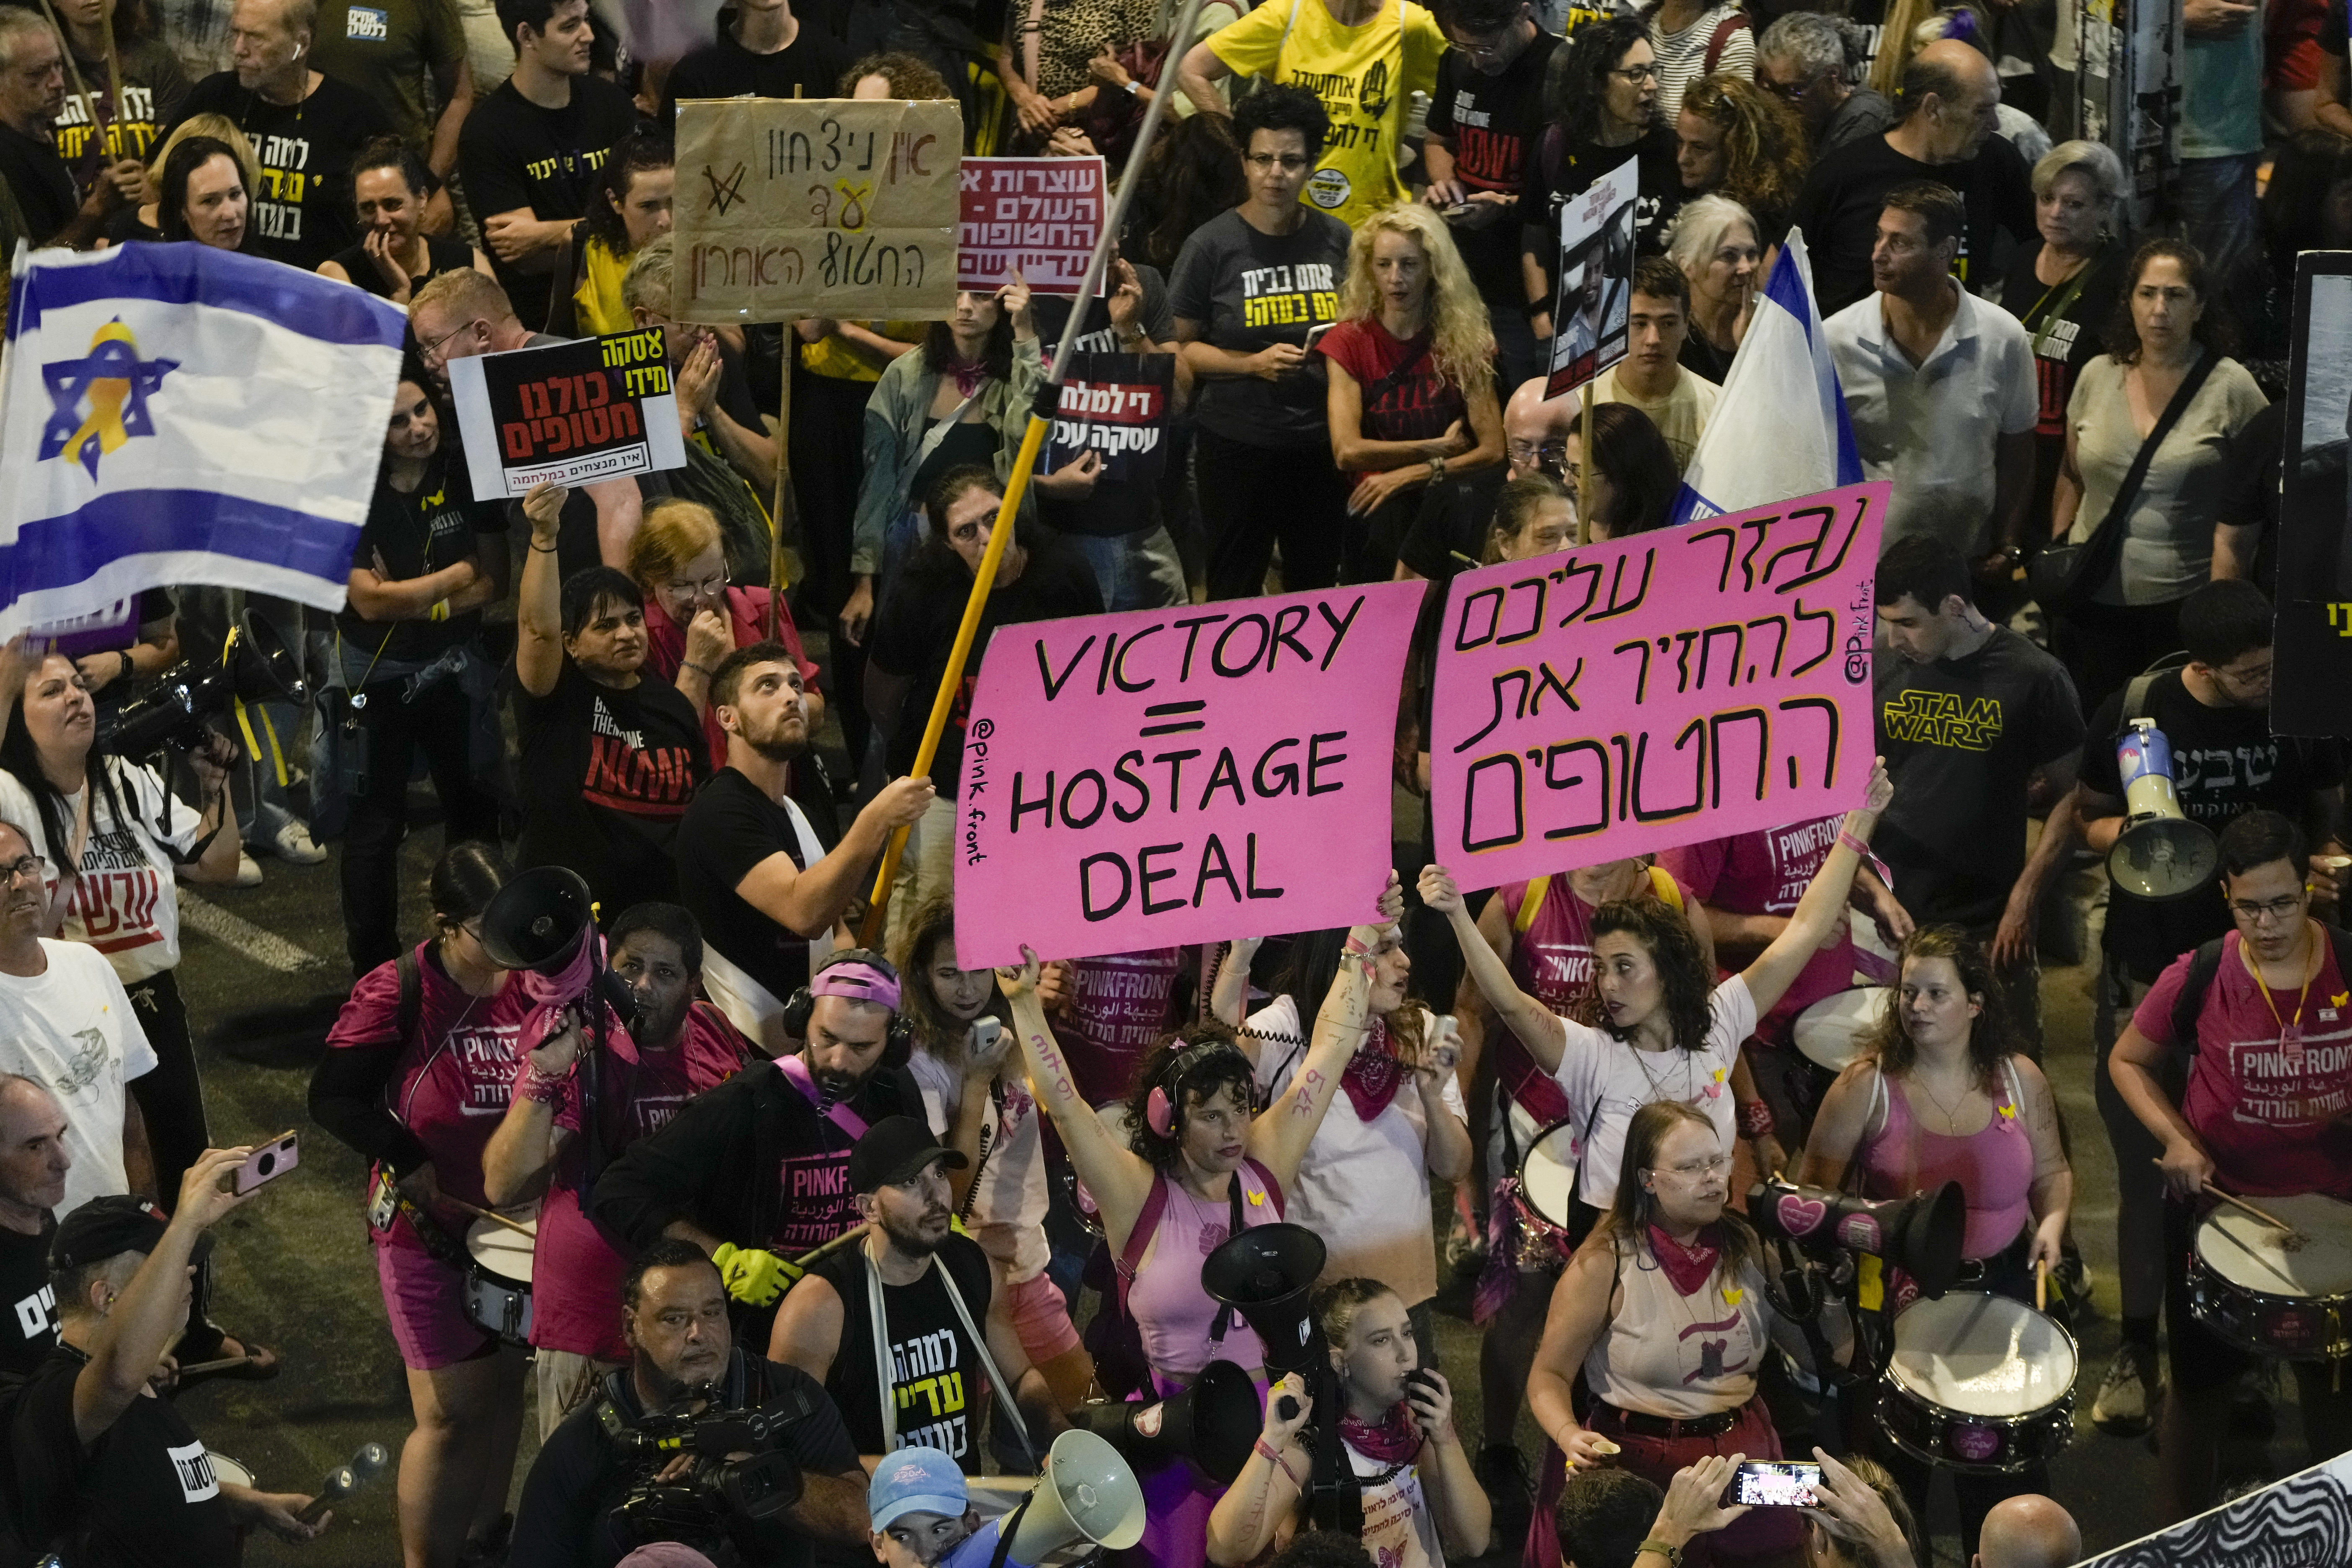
1872, 627, 2084, 931
0, 1215, 57, 1377
13, 1345, 237, 1567
168, 71, 393, 269
0, 758, 204, 985
515, 659, 709, 920
809, 1232, 998, 1468
457, 74, 636, 330
1168, 206, 1351, 447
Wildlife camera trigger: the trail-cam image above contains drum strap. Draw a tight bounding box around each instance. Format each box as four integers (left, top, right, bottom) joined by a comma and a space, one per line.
2170, 926, 2352, 1056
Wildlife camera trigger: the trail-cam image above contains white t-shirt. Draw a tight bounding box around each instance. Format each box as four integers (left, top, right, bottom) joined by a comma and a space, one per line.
1350, 1437, 1445, 1568
0, 940, 158, 1217
1550, 976, 1755, 1208
0, 761, 203, 984
910, 1036, 1052, 1282
1247, 997, 1467, 1308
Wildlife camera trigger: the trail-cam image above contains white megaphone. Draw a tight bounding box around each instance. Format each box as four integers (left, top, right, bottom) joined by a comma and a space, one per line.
944, 1431, 1145, 1568
2108, 719, 2219, 902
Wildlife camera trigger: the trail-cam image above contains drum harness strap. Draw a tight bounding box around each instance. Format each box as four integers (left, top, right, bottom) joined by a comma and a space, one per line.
369, 949, 468, 1268
863, 1238, 1038, 1468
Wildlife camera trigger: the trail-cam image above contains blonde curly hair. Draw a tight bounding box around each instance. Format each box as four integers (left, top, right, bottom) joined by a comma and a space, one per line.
1336, 204, 1496, 397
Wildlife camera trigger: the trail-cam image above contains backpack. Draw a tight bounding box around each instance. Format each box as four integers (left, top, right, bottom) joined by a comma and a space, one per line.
2167, 926, 2352, 1054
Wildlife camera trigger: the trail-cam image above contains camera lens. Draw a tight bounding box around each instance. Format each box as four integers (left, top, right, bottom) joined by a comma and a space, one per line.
256, 1153, 276, 1176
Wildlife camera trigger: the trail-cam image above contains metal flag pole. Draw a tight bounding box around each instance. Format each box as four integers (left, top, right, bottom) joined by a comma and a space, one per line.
857, 0, 1215, 945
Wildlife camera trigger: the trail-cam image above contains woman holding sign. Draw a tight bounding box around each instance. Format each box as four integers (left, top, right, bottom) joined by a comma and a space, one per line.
992, 872, 1403, 1568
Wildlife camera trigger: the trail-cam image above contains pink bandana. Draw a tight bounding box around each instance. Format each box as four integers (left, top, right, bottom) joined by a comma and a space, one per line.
949, 362, 989, 399
1340, 1401, 1425, 1465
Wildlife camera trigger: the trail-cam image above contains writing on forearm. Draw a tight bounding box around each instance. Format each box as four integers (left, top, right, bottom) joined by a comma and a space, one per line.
1292, 1068, 1327, 1117
1028, 1029, 1078, 1106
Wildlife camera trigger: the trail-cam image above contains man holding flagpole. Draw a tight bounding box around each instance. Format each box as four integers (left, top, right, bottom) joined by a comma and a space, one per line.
0, 9, 142, 248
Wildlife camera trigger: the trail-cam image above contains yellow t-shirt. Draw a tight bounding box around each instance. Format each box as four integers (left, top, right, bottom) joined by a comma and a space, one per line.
574, 237, 635, 337
1207, 0, 1447, 230
800, 322, 930, 383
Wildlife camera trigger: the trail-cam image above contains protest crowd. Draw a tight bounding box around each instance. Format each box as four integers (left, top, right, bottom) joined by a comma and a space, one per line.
0, 0, 2347, 1565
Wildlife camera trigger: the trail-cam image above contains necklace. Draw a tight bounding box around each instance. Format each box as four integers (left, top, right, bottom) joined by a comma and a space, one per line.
1913, 1070, 1977, 1135
1627, 1039, 1689, 1105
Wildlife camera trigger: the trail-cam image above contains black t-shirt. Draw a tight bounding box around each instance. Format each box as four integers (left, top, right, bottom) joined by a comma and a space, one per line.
2222, 398, 2288, 596
0, 1216, 57, 1377
0, 121, 77, 241
325, 231, 476, 300
2083, 671, 2346, 978
1168, 207, 1351, 448
869, 536, 1104, 794
2001, 238, 2128, 444
457, 75, 638, 328
514, 658, 709, 918
1519, 121, 1683, 300
676, 767, 824, 1007
1029, 270, 1176, 539
661, 24, 855, 127
1872, 627, 2086, 930
1424, 31, 1560, 300
169, 71, 394, 270
509, 1350, 860, 1568
1788, 129, 2035, 316
11, 1344, 239, 1567
340, 443, 503, 660
809, 1233, 998, 1467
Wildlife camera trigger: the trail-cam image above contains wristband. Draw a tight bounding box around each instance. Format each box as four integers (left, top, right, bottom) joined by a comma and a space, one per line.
529, 540, 559, 554
1738, 1098, 1776, 1139
1254, 1437, 1303, 1489
117, 650, 134, 681
1836, 828, 1870, 859
1637, 1541, 1684, 1568
683, 660, 714, 677
518, 1068, 567, 1104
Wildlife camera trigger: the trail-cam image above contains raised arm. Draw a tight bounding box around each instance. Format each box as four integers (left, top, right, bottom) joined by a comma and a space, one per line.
1246, 874, 1404, 1189
1420, 863, 1567, 1073
481, 1008, 581, 1207
515, 482, 568, 697
998, 949, 1158, 1251
1738, 758, 1894, 1018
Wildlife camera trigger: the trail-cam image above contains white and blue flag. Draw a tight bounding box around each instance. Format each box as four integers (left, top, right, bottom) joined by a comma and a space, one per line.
1669, 230, 1864, 524
0, 242, 404, 640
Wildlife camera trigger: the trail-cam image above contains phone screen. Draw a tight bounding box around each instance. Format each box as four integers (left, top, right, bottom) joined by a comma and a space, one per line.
1731, 1462, 1822, 1508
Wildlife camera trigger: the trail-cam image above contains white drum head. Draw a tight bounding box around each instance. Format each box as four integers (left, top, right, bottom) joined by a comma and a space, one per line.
1794, 988, 1891, 1072
2195, 1193, 2352, 1297
1520, 1122, 1581, 1231
206, 1450, 253, 1488
466, 1207, 540, 1282
1888, 1292, 2076, 1417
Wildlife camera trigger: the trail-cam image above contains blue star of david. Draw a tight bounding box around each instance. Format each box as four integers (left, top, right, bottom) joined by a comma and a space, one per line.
37, 318, 179, 480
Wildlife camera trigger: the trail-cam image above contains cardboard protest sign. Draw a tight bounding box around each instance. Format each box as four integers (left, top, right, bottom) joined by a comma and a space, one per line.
1044, 352, 1174, 485
1428, 482, 1886, 891
447, 328, 687, 497
2273, 250, 2352, 735
958, 156, 1106, 294
1545, 155, 1637, 400
673, 97, 961, 323
952, 583, 1424, 968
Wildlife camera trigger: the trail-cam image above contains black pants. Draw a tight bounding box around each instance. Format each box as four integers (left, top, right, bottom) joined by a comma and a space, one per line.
126, 970, 206, 1211
338, 674, 501, 975
1197, 428, 1352, 600
791, 365, 883, 766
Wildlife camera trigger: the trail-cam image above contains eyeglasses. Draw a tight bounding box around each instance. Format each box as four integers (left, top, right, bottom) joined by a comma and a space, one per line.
1757, 71, 1814, 103
1244, 152, 1310, 172
2228, 895, 2306, 924
1610, 64, 1661, 83
664, 573, 727, 601
416, 316, 483, 365
1655, 1155, 1733, 1181
0, 855, 45, 886
1507, 439, 1568, 468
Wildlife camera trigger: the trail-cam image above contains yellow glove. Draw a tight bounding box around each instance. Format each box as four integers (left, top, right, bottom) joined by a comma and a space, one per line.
710, 1242, 801, 1306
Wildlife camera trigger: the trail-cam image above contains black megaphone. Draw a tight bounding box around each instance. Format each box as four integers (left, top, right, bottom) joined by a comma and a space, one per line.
479, 865, 596, 974
1749, 1179, 1968, 1301
1069, 1359, 1261, 1483
100, 611, 308, 757
1201, 1222, 1326, 1375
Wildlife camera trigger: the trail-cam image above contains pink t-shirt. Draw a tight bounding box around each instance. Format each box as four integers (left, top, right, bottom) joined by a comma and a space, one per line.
1061, 948, 1182, 1106
325, 944, 543, 1248
2135, 931, 2352, 1198
520, 1001, 748, 1360
1661, 817, 1857, 1048
1855, 1063, 2035, 1258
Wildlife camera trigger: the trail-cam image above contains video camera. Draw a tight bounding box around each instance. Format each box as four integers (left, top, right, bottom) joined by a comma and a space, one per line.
100, 612, 306, 758
602, 1390, 807, 1550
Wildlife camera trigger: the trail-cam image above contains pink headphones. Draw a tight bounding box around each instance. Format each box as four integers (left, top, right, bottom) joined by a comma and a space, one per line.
1145, 1039, 1251, 1138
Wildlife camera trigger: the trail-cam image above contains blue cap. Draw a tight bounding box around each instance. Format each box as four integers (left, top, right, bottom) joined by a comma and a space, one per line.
869, 1445, 968, 1530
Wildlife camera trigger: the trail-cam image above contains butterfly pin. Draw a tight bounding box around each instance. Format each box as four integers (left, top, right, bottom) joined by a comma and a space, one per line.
1999, 1103, 2017, 1119
1722, 1286, 1745, 1306
2334, 992, 2347, 1009
1247, 1188, 1266, 1206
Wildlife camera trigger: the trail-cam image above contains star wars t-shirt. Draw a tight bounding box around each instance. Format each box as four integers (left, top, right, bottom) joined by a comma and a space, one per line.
168, 70, 394, 268
514, 659, 709, 920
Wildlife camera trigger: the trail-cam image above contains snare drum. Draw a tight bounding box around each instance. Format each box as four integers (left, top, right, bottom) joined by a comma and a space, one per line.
206, 1450, 253, 1488
1793, 988, 1891, 1076
1877, 1292, 2078, 1473
1512, 1119, 1583, 1243
463, 1208, 539, 1346
2189, 1191, 2352, 1362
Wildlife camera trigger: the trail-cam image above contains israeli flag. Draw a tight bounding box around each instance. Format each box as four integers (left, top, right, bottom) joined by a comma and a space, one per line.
1669, 230, 1864, 524
0, 242, 404, 640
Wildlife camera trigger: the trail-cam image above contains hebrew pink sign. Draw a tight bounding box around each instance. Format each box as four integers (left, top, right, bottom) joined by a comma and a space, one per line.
953, 582, 1423, 969
1428, 482, 1886, 892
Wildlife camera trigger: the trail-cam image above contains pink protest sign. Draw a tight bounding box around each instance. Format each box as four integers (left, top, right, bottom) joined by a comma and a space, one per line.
957, 156, 1105, 295
953, 582, 1423, 969
1428, 482, 1886, 892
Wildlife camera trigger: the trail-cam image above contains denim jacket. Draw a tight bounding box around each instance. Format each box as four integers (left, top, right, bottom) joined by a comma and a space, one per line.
849, 334, 1045, 577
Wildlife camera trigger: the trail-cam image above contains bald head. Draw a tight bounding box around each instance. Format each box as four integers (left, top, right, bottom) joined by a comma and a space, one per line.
1972, 1495, 2079, 1568
0, 1073, 70, 1221
1898, 39, 2001, 162
1504, 377, 1576, 480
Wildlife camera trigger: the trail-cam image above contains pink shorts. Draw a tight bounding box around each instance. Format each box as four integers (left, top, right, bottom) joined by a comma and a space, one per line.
376, 1237, 500, 1372
1001, 1270, 1082, 1363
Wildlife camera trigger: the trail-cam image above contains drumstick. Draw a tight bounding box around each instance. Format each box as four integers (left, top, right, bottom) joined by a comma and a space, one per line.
2034, 1256, 2048, 1314
2152, 1163, 2308, 1240
446, 1197, 535, 1237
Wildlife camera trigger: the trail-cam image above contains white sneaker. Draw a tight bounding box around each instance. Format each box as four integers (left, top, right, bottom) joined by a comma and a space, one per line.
233, 852, 262, 887
2092, 1341, 2161, 1436
264, 821, 327, 866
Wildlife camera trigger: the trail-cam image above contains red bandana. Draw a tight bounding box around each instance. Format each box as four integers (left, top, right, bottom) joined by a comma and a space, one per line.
1341, 1017, 1405, 1122
1339, 1401, 1425, 1465
1648, 1223, 1724, 1297
949, 362, 989, 399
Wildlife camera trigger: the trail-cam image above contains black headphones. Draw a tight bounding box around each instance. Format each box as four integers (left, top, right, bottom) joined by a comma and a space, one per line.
779, 948, 913, 1055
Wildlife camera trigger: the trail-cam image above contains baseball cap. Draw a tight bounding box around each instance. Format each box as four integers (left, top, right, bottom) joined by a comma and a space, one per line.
869, 1445, 969, 1530
50, 1195, 212, 1274
848, 1116, 968, 1194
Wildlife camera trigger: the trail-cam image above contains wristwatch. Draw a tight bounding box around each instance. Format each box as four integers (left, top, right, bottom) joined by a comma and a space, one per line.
1430, 454, 1448, 482
117, 649, 134, 682
1123, 79, 1141, 95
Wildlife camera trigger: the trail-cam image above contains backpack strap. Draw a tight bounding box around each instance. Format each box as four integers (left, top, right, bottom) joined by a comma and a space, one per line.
1113, 1168, 1173, 1318
395, 947, 423, 1046
1646, 865, 1684, 911
1242, 1156, 1287, 1218
1701, 9, 1749, 76
1514, 877, 1551, 934
1540, 123, 1564, 192
2169, 937, 2229, 1058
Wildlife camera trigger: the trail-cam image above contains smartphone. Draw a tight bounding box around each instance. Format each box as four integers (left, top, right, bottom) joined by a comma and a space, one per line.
1302, 320, 1334, 349
232, 1131, 299, 1196
1442, 201, 1475, 219
1728, 1461, 1821, 1508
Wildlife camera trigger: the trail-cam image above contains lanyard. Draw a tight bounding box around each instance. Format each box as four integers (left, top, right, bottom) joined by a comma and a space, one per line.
2240, 929, 2317, 1051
